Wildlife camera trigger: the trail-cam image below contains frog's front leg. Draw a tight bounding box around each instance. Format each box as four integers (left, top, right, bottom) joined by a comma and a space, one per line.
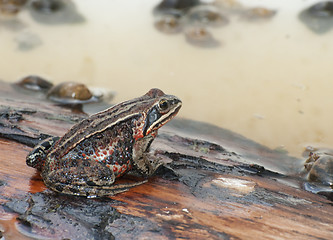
42, 158, 146, 198
132, 135, 163, 177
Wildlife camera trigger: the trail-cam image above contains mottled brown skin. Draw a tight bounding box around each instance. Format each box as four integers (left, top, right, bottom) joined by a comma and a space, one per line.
26, 89, 182, 197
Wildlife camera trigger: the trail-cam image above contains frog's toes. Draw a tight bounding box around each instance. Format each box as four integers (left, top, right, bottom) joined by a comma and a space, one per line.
26, 136, 60, 171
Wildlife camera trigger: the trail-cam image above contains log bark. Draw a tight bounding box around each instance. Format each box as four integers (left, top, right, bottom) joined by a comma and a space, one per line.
0, 80, 332, 240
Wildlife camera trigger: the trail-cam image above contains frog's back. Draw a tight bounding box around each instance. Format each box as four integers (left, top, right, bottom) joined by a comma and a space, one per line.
26, 88, 168, 170
47, 89, 166, 160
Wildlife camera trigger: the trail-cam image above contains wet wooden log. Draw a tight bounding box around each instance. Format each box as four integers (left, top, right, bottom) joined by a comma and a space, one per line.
0, 80, 333, 239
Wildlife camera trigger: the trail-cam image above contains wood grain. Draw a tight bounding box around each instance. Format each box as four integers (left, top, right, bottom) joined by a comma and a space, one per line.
0, 80, 332, 240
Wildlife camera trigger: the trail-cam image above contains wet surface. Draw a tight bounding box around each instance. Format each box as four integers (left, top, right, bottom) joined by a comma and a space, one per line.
2, 149, 332, 239
0, 79, 329, 199
164, 119, 303, 175
4, 191, 118, 239
0, 143, 319, 239
1, 80, 333, 239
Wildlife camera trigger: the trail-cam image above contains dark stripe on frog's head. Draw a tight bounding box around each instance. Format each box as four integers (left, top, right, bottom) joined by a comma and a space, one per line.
143, 94, 182, 136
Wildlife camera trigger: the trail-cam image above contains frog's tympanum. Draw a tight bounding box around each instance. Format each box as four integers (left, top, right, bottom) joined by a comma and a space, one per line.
26, 89, 182, 197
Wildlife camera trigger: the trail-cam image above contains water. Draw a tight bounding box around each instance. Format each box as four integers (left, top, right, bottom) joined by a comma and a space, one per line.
1, 0, 333, 158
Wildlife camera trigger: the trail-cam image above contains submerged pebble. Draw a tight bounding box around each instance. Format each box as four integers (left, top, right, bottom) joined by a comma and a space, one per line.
47, 82, 100, 104
184, 26, 220, 47
299, 1, 333, 34
307, 1, 333, 18
14, 30, 42, 51
0, 0, 27, 15
185, 5, 229, 27
153, 0, 228, 48
241, 7, 276, 21
30, 0, 64, 14
153, 1, 278, 47
154, 0, 200, 16
154, 13, 183, 34
28, 0, 85, 25
16, 75, 53, 91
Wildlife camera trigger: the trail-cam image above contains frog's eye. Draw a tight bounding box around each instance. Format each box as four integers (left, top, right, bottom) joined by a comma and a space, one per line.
158, 99, 169, 111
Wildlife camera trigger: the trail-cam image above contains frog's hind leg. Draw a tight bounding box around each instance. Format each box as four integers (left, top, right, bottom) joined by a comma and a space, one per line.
82, 180, 147, 198
48, 178, 147, 198
42, 159, 147, 198
26, 136, 60, 171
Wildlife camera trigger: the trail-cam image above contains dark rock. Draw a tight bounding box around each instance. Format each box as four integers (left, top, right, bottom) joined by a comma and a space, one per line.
16, 75, 53, 92
185, 5, 229, 27
28, 0, 85, 25
299, 1, 333, 34
154, 0, 200, 15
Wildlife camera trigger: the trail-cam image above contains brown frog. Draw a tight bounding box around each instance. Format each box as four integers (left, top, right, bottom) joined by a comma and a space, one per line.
26, 88, 182, 197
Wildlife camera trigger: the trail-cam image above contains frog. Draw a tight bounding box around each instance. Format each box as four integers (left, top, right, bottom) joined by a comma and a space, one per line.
26, 88, 182, 198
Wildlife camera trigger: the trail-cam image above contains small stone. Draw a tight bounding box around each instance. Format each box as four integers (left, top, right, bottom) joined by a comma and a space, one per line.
184, 26, 220, 48
28, 0, 85, 25
16, 75, 53, 91
185, 5, 229, 27
299, 1, 333, 34
154, 0, 200, 15
241, 7, 276, 21
154, 14, 183, 34
308, 1, 333, 18
30, 0, 64, 14
0, 0, 27, 15
47, 82, 99, 104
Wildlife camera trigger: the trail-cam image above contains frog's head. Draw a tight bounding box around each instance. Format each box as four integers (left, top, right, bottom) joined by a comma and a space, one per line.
142, 88, 182, 136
